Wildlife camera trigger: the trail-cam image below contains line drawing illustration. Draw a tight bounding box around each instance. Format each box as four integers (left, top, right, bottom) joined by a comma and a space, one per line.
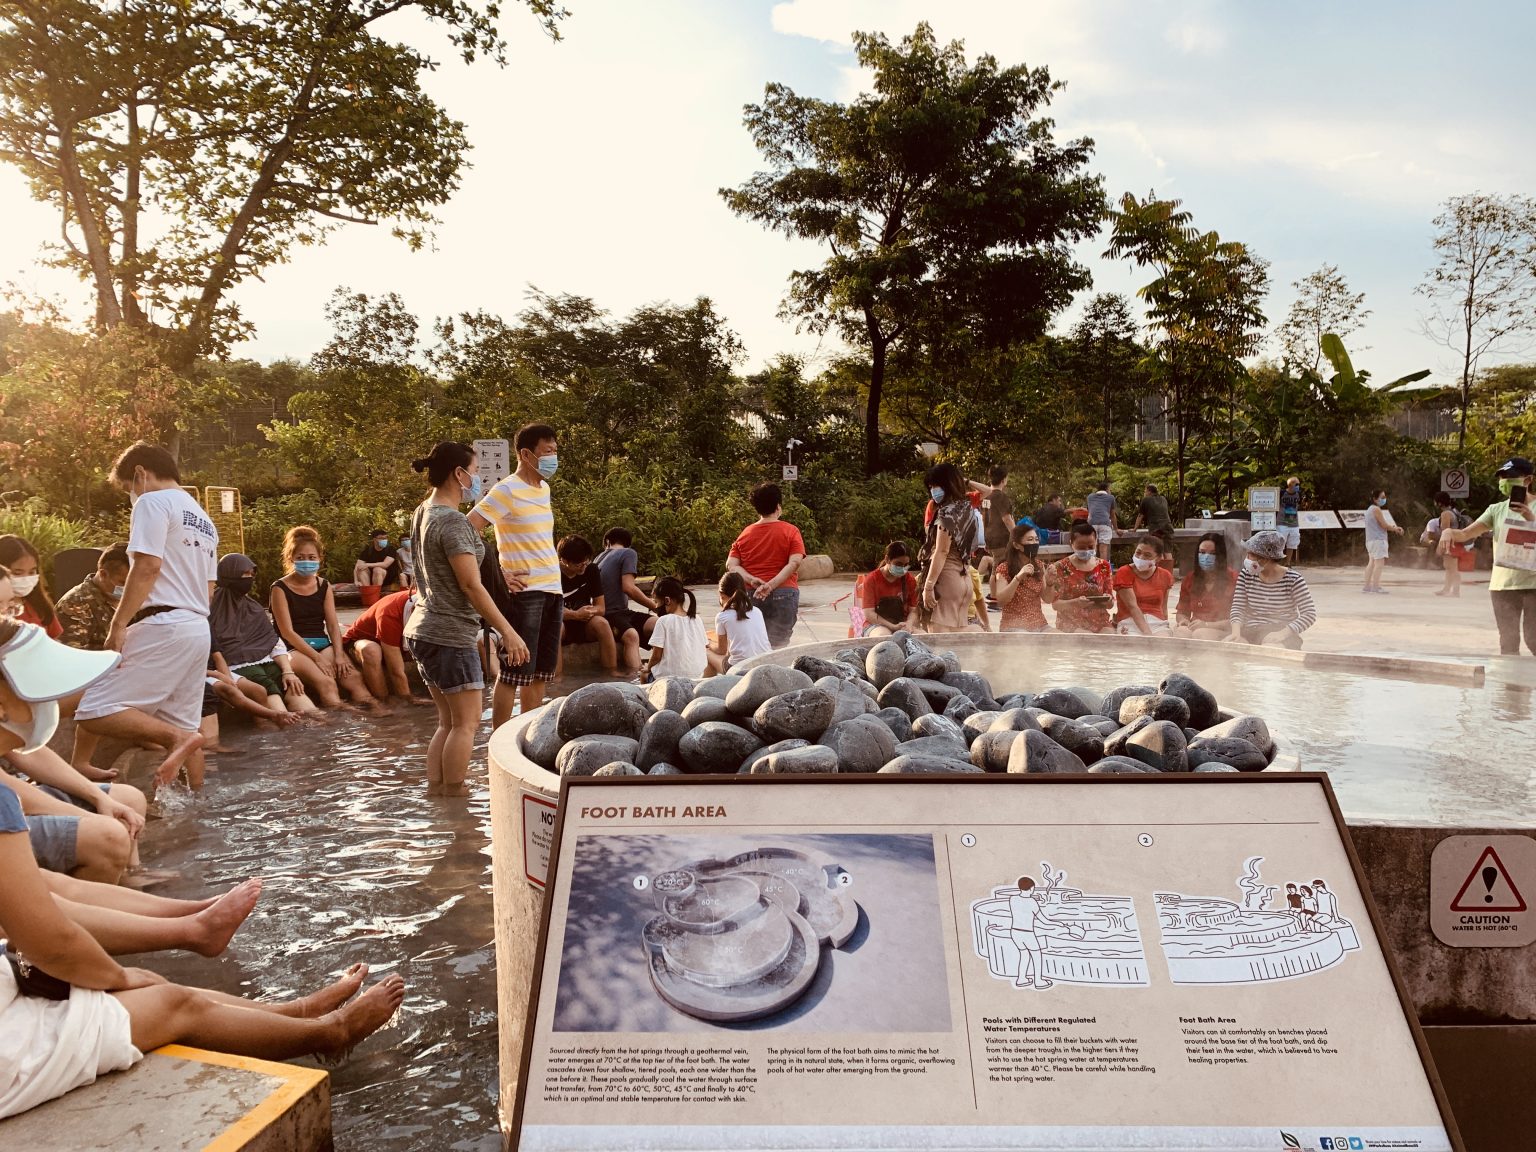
970, 862, 1149, 989
1156, 856, 1360, 985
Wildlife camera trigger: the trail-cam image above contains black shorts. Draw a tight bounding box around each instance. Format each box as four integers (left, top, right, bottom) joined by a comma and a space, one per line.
603, 609, 651, 642
499, 591, 562, 687
562, 616, 607, 646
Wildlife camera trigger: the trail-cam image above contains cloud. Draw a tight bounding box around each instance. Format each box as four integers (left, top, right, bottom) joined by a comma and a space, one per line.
1165, 21, 1225, 56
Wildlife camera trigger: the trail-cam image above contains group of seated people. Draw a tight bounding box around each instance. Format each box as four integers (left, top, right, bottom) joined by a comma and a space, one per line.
856, 521, 1317, 646
0, 616, 404, 1121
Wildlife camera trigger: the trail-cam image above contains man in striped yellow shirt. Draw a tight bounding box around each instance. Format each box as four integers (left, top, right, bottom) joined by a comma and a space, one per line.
469, 422, 562, 727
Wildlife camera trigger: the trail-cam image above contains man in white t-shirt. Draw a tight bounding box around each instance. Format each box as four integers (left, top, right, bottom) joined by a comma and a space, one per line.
73, 443, 216, 788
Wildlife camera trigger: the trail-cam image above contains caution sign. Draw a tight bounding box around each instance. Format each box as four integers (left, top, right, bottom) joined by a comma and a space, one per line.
1430, 835, 1536, 947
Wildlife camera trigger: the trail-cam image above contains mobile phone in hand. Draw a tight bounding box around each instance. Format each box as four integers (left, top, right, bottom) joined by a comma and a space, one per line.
1513, 484, 1529, 505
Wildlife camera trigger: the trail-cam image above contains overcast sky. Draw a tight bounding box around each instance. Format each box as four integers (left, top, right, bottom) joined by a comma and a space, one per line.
2, 0, 1533, 386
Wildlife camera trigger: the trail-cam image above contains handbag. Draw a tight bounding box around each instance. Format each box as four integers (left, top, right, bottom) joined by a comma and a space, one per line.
5, 948, 71, 1000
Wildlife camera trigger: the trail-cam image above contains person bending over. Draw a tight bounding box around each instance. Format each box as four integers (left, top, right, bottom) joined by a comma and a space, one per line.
343, 589, 418, 702
859, 542, 920, 637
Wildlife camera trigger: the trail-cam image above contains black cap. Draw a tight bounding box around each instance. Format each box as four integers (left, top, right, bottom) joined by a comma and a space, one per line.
1496, 457, 1534, 478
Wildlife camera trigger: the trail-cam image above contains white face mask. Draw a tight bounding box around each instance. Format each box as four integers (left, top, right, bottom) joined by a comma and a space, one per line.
1243, 558, 1261, 575
8, 574, 39, 597
1132, 556, 1156, 574
0, 697, 60, 754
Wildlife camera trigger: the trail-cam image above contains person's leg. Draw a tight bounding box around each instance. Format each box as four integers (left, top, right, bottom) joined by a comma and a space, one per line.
54, 879, 262, 957
71, 814, 133, 883
381, 645, 414, 699
588, 615, 619, 674
354, 560, 370, 586
491, 681, 519, 732
289, 646, 343, 708
315, 644, 375, 708
352, 640, 390, 700
1489, 590, 1520, 655
114, 974, 406, 1059
439, 688, 481, 795
1521, 590, 1536, 657
70, 727, 106, 778
519, 591, 560, 716
77, 708, 203, 788
424, 684, 451, 788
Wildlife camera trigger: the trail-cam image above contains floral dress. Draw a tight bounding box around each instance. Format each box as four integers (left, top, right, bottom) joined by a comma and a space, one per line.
1045, 557, 1113, 633
996, 561, 1048, 632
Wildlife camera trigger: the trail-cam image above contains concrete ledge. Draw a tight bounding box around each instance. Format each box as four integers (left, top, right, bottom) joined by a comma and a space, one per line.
1424, 1025, 1536, 1152
0, 1045, 330, 1152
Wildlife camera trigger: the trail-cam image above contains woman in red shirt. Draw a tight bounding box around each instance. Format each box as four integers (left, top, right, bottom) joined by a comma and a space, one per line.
858, 542, 919, 636
1174, 531, 1237, 640
1113, 535, 1174, 634
0, 535, 62, 639
1042, 522, 1114, 633
992, 524, 1049, 632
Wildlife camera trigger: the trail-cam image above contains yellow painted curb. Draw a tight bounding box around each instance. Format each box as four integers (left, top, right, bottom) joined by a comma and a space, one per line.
150, 1046, 327, 1152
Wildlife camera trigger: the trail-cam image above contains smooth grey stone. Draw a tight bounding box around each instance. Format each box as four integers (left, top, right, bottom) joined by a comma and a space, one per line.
897, 734, 970, 761
912, 713, 965, 741
740, 738, 811, 774
1088, 756, 1161, 775
1159, 672, 1221, 730
878, 754, 983, 774
557, 735, 640, 777
836, 647, 870, 667
610, 681, 658, 715
795, 654, 860, 683
890, 630, 918, 654
692, 674, 742, 701
636, 709, 691, 770
1031, 687, 1093, 719
996, 693, 1031, 711
647, 677, 695, 713
817, 677, 875, 726
1079, 713, 1115, 727
648, 763, 684, 776
962, 710, 1003, 743
1103, 715, 1156, 757
593, 761, 643, 777
1198, 715, 1274, 757
557, 683, 636, 741
819, 716, 897, 773
1184, 727, 1200, 742
677, 722, 763, 774
1188, 736, 1269, 773
943, 692, 978, 727
988, 707, 1041, 734
1100, 685, 1157, 722
877, 677, 934, 720
1119, 693, 1191, 728
1064, 685, 1104, 715
970, 729, 1023, 773
754, 687, 836, 742
865, 641, 908, 688
873, 706, 914, 743
726, 665, 813, 716
1193, 762, 1241, 774
1087, 719, 1119, 737
1125, 720, 1189, 773
910, 678, 964, 710
940, 652, 963, 676
751, 744, 840, 775
942, 669, 997, 708
1037, 713, 1105, 764
519, 698, 565, 770
681, 696, 731, 727
903, 651, 949, 680
1006, 729, 1085, 775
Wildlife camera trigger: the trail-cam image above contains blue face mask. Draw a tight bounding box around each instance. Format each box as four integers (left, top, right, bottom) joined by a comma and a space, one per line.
374, 537, 389, 549
462, 470, 483, 503
1197, 553, 1217, 571
1073, 548, 1097, 563
1376, 496, 1388, 507
537, 454, 559, 480
887, 564, 908, 578
293, 560, 320, 577
929, 487, 946, 503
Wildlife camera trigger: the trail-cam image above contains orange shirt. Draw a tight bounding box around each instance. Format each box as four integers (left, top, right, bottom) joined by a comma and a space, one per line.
729, 520, 806, 589
1113, 564, 1173, 622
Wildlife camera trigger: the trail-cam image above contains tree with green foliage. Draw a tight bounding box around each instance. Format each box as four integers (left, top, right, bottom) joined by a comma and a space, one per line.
0, 0, 565, 368
1064, 293, 1147, 483
1106, 193, 1270, 512
1275, 264, 1370, 374
1416, 192, 1536, 452
721, 22, 1105, 476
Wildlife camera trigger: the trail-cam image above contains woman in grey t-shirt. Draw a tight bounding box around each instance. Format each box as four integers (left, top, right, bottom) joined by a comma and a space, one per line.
403, 442, 528, 795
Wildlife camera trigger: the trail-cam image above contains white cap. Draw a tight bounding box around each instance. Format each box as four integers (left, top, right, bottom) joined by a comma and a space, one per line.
0, 622, 119, 702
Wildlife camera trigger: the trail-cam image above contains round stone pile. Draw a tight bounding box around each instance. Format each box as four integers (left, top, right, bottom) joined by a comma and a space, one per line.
519, 632, 1279, 778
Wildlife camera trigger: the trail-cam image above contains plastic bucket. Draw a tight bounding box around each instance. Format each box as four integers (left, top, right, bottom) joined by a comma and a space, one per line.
358, 584, 382, 607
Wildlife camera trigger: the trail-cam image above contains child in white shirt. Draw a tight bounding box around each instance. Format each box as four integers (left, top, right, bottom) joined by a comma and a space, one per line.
644, 577, 710, 681
712, 571, 772, 672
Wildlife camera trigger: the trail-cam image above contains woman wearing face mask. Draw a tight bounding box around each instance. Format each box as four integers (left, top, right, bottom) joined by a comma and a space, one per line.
1113, 536, 1175, 635
1361, 488, 1403, 594
1041, 522, 1114, 634
858, 542, 920, 637
0, 535, 61, 639
1228, 531, 1316, 647
991, 524, 1049, 633
1175, 532, 1236, 640
208, 555, 314, 716
269, 526, 376, 710
404, 442, 528, 796
1441, 456, 1536, 656
920, 464, 980, 633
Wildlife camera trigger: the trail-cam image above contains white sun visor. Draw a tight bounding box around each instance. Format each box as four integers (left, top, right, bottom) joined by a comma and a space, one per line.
0, 622, 120, 702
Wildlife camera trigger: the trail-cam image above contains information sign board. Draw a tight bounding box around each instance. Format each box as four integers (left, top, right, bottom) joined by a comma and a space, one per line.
1249, 510, 1277, 531
1430, 834, 1535, 948
1298, 510, 1342, 530
1339, 510, 1367, 529
473, 438, 512, 492
1247, 486, 1280, 513
513, 775, 1459, 1152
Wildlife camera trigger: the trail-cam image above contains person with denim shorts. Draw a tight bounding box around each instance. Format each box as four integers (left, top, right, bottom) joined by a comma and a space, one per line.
405, 442, 527, 794
726, 482, 806, 649
469, 422, 563, 730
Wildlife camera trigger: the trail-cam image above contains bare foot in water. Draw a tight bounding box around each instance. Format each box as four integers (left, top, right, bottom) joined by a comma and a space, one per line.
279, 963, 368, 1018
318, 975, 406, 1054
154, 730, 206, 788
190, 879, 264, 956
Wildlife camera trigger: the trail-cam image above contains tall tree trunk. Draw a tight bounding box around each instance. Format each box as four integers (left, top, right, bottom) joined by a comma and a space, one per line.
56, 122, 123, 329
865, 337, 886, 478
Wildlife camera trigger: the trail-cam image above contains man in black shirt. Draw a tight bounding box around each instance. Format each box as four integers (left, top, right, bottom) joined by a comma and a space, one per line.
354, 528, 400, 588
1135, 484, 1173, 533
556, 534, 618, 675
1034, 493, 1066, 534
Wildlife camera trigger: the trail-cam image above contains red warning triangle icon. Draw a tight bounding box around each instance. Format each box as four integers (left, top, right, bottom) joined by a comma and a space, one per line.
1450, 847, 1528, 913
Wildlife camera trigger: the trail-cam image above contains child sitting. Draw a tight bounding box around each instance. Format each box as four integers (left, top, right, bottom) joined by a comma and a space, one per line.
643, 577, 710, 681
712, 572, 771, 672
